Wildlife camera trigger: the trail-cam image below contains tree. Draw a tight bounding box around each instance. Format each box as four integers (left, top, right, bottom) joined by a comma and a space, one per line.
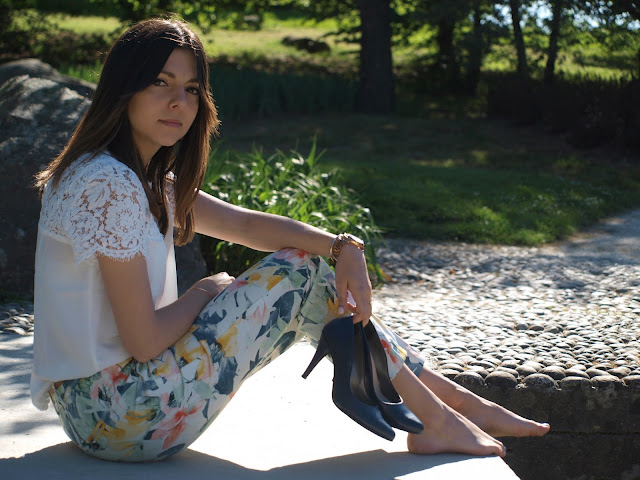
543, 0, 566, 84
286, 0, 397, 113
356, 0, 395, 113
508, 0, 530, 81
467, 0, 486, 94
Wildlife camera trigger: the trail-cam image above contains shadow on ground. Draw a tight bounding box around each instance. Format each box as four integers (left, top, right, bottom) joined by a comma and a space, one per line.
1, 443, 477, 480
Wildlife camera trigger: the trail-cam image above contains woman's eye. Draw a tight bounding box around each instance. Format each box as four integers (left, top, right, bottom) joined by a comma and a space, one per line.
187, 86, 200, 95
153, 78, 167, 86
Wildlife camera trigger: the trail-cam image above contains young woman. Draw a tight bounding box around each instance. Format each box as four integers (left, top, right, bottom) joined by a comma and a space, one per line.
31, 18, 549, 462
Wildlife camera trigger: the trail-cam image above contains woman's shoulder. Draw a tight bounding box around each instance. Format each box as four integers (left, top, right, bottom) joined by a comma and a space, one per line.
65, 152, 142, 190
43, 152, 147, 224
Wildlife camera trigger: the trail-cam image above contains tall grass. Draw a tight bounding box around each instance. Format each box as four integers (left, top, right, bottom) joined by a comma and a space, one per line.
200, 144, 386, 283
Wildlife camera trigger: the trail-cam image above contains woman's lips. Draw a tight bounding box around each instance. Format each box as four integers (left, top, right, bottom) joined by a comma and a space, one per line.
159, 119, 182, 127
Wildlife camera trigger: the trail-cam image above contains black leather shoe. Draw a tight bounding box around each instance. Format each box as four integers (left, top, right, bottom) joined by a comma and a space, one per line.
362, 321, 424, 434
303, 315, 395, 441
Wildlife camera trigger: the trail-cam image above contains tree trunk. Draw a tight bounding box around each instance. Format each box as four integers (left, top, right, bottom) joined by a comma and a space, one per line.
356, 0, 394, 114
467, 0, 484, 94
509, 0, 529, 81
436, 17, 456, 68
544, 0, 564, 85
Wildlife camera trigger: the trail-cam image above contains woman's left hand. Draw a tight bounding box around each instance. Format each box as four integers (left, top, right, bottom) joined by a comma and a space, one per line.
334, 244, 372, 325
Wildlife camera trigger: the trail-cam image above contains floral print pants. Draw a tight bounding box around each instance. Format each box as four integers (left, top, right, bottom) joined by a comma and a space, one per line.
50, 249, 425, 462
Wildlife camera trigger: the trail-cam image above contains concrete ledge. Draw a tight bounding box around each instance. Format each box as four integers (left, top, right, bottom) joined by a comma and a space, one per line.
461, 384, 640, 480
0, 336, 518, 479
461, 383, 640, 433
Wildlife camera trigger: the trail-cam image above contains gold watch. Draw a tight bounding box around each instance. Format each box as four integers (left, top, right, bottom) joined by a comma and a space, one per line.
330, 233, 365, 263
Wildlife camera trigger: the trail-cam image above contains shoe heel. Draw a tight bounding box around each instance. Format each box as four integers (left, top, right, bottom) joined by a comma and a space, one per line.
364, 320, 423, 434
302, 334, 329, 379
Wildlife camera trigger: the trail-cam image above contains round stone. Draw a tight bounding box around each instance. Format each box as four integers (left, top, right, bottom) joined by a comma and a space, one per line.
470, 360, 495, 369
454, 371, 485, 388
590, 375, 623, 389
607, 367, 631, 378
586, 368, 609, 378
439, 369, 461, 380
500, 361, 519, 370
515, 322, 529, 331
622, 375, 640, 388
440, 363, 464, 372
496, 367, 519, 377
516, 365, 538, 376
456, 355, 475, 364
466, 367, 489, 378
567, 364, 586, 371
540, 366, 566, 380
523, 374, 558, 390
564, 369, 590, 379
560, 376, 593, 390
523, 361, 544, 371
485, 371, 518, 388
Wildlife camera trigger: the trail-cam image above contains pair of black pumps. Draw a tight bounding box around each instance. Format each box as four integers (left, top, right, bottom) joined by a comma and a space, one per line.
302, 315, 424, 440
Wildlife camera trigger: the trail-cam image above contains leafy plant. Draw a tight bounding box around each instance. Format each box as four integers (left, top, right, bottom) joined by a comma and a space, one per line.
199, 142, 387, 284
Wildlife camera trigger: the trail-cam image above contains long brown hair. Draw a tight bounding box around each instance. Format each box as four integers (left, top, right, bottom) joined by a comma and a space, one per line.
35, 18, 219, 246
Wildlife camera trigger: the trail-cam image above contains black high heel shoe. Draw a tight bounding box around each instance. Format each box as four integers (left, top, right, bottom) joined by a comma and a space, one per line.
362, 320, 424, 434
303, 315, 395, 441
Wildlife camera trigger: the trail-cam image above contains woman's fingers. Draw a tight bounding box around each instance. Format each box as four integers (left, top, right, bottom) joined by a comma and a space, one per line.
348, 285, 372, 325
335, 270, 349, 317
334, 243, 373, 324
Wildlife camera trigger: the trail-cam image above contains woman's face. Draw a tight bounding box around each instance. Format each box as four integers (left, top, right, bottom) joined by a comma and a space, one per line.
127, 48, 200, 165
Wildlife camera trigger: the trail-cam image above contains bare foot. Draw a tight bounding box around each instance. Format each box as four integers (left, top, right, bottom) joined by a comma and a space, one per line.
393, 365, 506, 457
407, 404, 506, 458
418, 368, 550, 438
454, 393, 550, 438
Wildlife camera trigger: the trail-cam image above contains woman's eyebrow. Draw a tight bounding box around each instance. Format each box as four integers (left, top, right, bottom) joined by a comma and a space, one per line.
160, 71, 199, 83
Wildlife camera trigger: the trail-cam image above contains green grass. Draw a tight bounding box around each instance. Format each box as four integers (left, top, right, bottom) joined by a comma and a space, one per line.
46, 12, 123, 34
483, 43, 638, 81
212, 113, 640, 246
58, 60, 103, 83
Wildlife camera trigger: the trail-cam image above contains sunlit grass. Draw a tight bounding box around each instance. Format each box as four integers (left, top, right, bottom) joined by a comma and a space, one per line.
43, 12, 123, 34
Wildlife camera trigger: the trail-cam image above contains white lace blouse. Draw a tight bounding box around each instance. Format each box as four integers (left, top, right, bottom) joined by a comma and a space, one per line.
30, 152, 178, 410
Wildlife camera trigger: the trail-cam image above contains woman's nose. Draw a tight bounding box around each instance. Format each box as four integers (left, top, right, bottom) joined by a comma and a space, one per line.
170, 87, 188, 108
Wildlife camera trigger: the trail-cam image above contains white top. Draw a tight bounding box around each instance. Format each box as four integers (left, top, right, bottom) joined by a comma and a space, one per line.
30, 152, 178, 410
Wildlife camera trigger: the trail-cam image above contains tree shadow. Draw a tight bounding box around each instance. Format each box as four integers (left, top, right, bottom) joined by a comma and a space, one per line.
0, 443, 481, 480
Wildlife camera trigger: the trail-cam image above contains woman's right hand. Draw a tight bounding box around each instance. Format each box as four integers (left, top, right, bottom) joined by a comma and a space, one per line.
193, 272, 235, 298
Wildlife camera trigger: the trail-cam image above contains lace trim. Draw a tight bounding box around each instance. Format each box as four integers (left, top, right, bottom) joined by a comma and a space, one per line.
40, 153, 165, 265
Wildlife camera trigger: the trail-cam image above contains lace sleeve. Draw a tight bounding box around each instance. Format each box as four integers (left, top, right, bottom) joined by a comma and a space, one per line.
62, 164, 151, 264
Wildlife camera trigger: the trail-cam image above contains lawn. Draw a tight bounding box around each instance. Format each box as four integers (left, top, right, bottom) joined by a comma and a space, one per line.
210, 113, 640, 245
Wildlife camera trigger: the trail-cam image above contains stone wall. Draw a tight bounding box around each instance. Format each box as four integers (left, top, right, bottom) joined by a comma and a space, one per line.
465, 383, 640, 480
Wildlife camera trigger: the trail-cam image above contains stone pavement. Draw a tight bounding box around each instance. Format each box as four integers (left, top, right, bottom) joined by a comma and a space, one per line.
0, 335, 517, 480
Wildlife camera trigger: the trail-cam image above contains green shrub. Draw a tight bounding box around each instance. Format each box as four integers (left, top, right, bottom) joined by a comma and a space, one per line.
210, 64, 356, 120
485, 71, 640, 154
199, 144, 386, 284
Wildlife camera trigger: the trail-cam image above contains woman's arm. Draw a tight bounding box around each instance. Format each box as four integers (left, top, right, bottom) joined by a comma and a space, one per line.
194, 189, 336, 255
98, 253, 233, 362
193, 189, 372, 323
